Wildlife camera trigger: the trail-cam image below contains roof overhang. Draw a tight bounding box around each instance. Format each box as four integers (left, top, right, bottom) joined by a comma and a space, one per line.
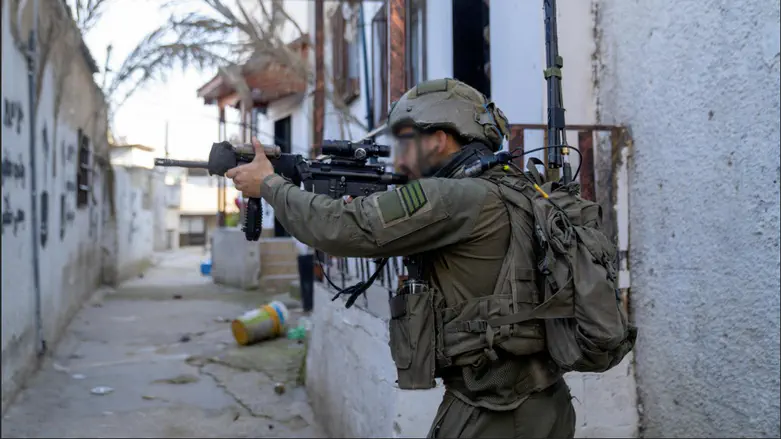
196, 34, 310, 110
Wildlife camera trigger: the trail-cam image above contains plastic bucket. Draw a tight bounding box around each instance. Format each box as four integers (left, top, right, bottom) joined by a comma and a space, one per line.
231, 301, 290, 346
200, 260, 212, 276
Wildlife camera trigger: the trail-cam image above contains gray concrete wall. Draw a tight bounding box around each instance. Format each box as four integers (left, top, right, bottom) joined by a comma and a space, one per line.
595, 0, 781, 437
112, 166, 162, 282
1, 0, 113, 414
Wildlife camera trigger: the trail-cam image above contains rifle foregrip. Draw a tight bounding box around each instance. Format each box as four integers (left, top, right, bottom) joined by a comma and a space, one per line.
243, 197, 263, 241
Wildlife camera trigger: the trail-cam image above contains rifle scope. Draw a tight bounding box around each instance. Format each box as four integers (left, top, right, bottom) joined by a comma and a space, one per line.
321, 139, 391, 160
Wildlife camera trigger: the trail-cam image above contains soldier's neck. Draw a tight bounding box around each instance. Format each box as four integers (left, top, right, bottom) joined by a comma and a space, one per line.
431, 142, 493, 178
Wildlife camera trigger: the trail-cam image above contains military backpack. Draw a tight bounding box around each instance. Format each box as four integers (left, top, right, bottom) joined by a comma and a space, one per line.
485, 158, 637, 373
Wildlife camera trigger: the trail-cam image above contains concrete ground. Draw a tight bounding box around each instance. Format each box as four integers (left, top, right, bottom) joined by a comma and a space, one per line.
1, 248, 322, 438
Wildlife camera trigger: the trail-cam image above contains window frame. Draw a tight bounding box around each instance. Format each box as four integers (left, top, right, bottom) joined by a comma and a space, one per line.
76, 129, 91, 209
405, 0, 427, 89
330, 1, 361, 106
371, 4, 389, 126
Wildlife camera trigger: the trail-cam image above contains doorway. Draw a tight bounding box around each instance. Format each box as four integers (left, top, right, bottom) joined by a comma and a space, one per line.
452, 0, 491, 98
273, 116, 292, 237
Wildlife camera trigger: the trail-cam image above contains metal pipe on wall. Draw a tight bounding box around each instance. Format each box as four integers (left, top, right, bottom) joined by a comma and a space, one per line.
27, 0, 46, 356
359, 1, 374, 133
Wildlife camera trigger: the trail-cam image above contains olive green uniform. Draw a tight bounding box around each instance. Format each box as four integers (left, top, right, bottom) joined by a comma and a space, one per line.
260, 162, 576, 438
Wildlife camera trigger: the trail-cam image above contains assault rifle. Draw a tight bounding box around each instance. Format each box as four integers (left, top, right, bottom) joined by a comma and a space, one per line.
154, 139, 408, 241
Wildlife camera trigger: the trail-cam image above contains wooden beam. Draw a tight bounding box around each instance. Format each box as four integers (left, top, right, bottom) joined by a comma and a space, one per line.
388, 0, 406, 104
578, 130, 595, 201
312, 0, 325, 156
508, 125, 526, 168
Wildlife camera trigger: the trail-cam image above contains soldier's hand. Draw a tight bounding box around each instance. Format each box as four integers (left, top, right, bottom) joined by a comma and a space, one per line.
226, 137, 275, 198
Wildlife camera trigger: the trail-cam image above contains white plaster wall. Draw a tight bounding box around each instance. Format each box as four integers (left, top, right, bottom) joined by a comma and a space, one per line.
112, 167, 154, 281
490, 0, 545, 162
1, 0, 111, 414
307, 283, 444, 439
596, 0, 781, 437
151, 169, 168, 251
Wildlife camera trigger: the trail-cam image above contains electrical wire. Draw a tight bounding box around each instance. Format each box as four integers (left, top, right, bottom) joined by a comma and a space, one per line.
510, 144, 583, 181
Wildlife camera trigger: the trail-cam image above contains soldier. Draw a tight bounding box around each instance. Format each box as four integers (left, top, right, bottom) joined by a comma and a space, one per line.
226, 78, 576, 438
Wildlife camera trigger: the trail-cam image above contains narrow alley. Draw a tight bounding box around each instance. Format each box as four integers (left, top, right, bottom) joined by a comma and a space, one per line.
1, 248, 322, 438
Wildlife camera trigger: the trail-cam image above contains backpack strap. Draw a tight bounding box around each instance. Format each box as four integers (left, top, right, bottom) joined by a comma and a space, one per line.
526, 157, 546, 186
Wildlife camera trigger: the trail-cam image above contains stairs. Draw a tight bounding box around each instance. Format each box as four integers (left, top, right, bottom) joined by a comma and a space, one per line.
259, 237, 299, 289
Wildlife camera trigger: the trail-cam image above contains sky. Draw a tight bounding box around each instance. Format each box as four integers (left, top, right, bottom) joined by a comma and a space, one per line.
82, 0, 243, 160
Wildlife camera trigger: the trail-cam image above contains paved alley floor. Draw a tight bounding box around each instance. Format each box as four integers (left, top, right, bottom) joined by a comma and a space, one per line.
1, 248, 322, 438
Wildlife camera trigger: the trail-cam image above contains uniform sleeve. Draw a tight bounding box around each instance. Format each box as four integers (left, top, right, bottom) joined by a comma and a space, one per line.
260, 174, 489, 258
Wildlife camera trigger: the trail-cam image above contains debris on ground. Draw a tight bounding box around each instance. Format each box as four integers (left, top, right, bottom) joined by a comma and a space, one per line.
287, 318, 312, 341
90, 386, 114, 396
179, 334, 191, 343
274, 383, 286, 395
172, 294, 183, 300
71, 374, 86, 380
231, 301, 290, 346
152, 374, 200, 385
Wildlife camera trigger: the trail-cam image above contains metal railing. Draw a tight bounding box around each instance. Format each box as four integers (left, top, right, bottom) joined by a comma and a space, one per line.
316, 252, 407, 302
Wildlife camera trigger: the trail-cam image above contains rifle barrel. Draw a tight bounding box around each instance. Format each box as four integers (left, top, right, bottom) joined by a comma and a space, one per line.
154, 158, 209, 168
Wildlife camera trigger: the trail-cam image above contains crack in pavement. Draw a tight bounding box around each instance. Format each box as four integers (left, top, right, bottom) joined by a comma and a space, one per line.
196, 364, 272, 420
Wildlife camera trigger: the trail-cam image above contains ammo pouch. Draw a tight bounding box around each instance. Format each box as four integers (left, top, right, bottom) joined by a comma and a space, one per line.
388, 289, 437, 390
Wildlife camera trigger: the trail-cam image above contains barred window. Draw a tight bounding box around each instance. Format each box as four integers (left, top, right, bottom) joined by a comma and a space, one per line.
76, 129, 91, 208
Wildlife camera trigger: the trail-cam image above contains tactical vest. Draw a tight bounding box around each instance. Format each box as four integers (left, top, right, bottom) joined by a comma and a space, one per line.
433, 172, 562, 408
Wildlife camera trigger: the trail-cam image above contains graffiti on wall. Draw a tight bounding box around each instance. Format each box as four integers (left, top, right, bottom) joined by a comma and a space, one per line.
2, 98, 27, 239
57, 128, 81, 241
2, 151, 26, 187
3, 98, 24, 134
40, 124, 50, 247
2, 195, 26, 236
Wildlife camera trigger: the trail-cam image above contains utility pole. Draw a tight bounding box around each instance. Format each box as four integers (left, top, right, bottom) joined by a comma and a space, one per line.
164, 120, 170, 158
101, 44, 113, 91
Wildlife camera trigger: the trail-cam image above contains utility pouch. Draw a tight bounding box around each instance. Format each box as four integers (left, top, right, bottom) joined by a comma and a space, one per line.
388, 288, 437, 390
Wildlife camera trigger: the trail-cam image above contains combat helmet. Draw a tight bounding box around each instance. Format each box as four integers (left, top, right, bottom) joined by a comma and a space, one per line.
387, 78, 510, 151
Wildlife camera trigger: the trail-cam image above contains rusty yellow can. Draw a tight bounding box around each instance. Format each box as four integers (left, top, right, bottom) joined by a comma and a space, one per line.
231, 301, 289, 346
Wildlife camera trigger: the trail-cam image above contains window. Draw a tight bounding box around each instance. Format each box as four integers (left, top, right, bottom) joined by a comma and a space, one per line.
372, 4, 388, 125
452, 0, 491, 98
76, 129, 91, 208
406, 0, 426, 88
331, 1, 361, 105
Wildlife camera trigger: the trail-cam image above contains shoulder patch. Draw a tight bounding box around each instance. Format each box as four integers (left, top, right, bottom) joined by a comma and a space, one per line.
398, 180, 428, 216
376, 180, 430, 225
